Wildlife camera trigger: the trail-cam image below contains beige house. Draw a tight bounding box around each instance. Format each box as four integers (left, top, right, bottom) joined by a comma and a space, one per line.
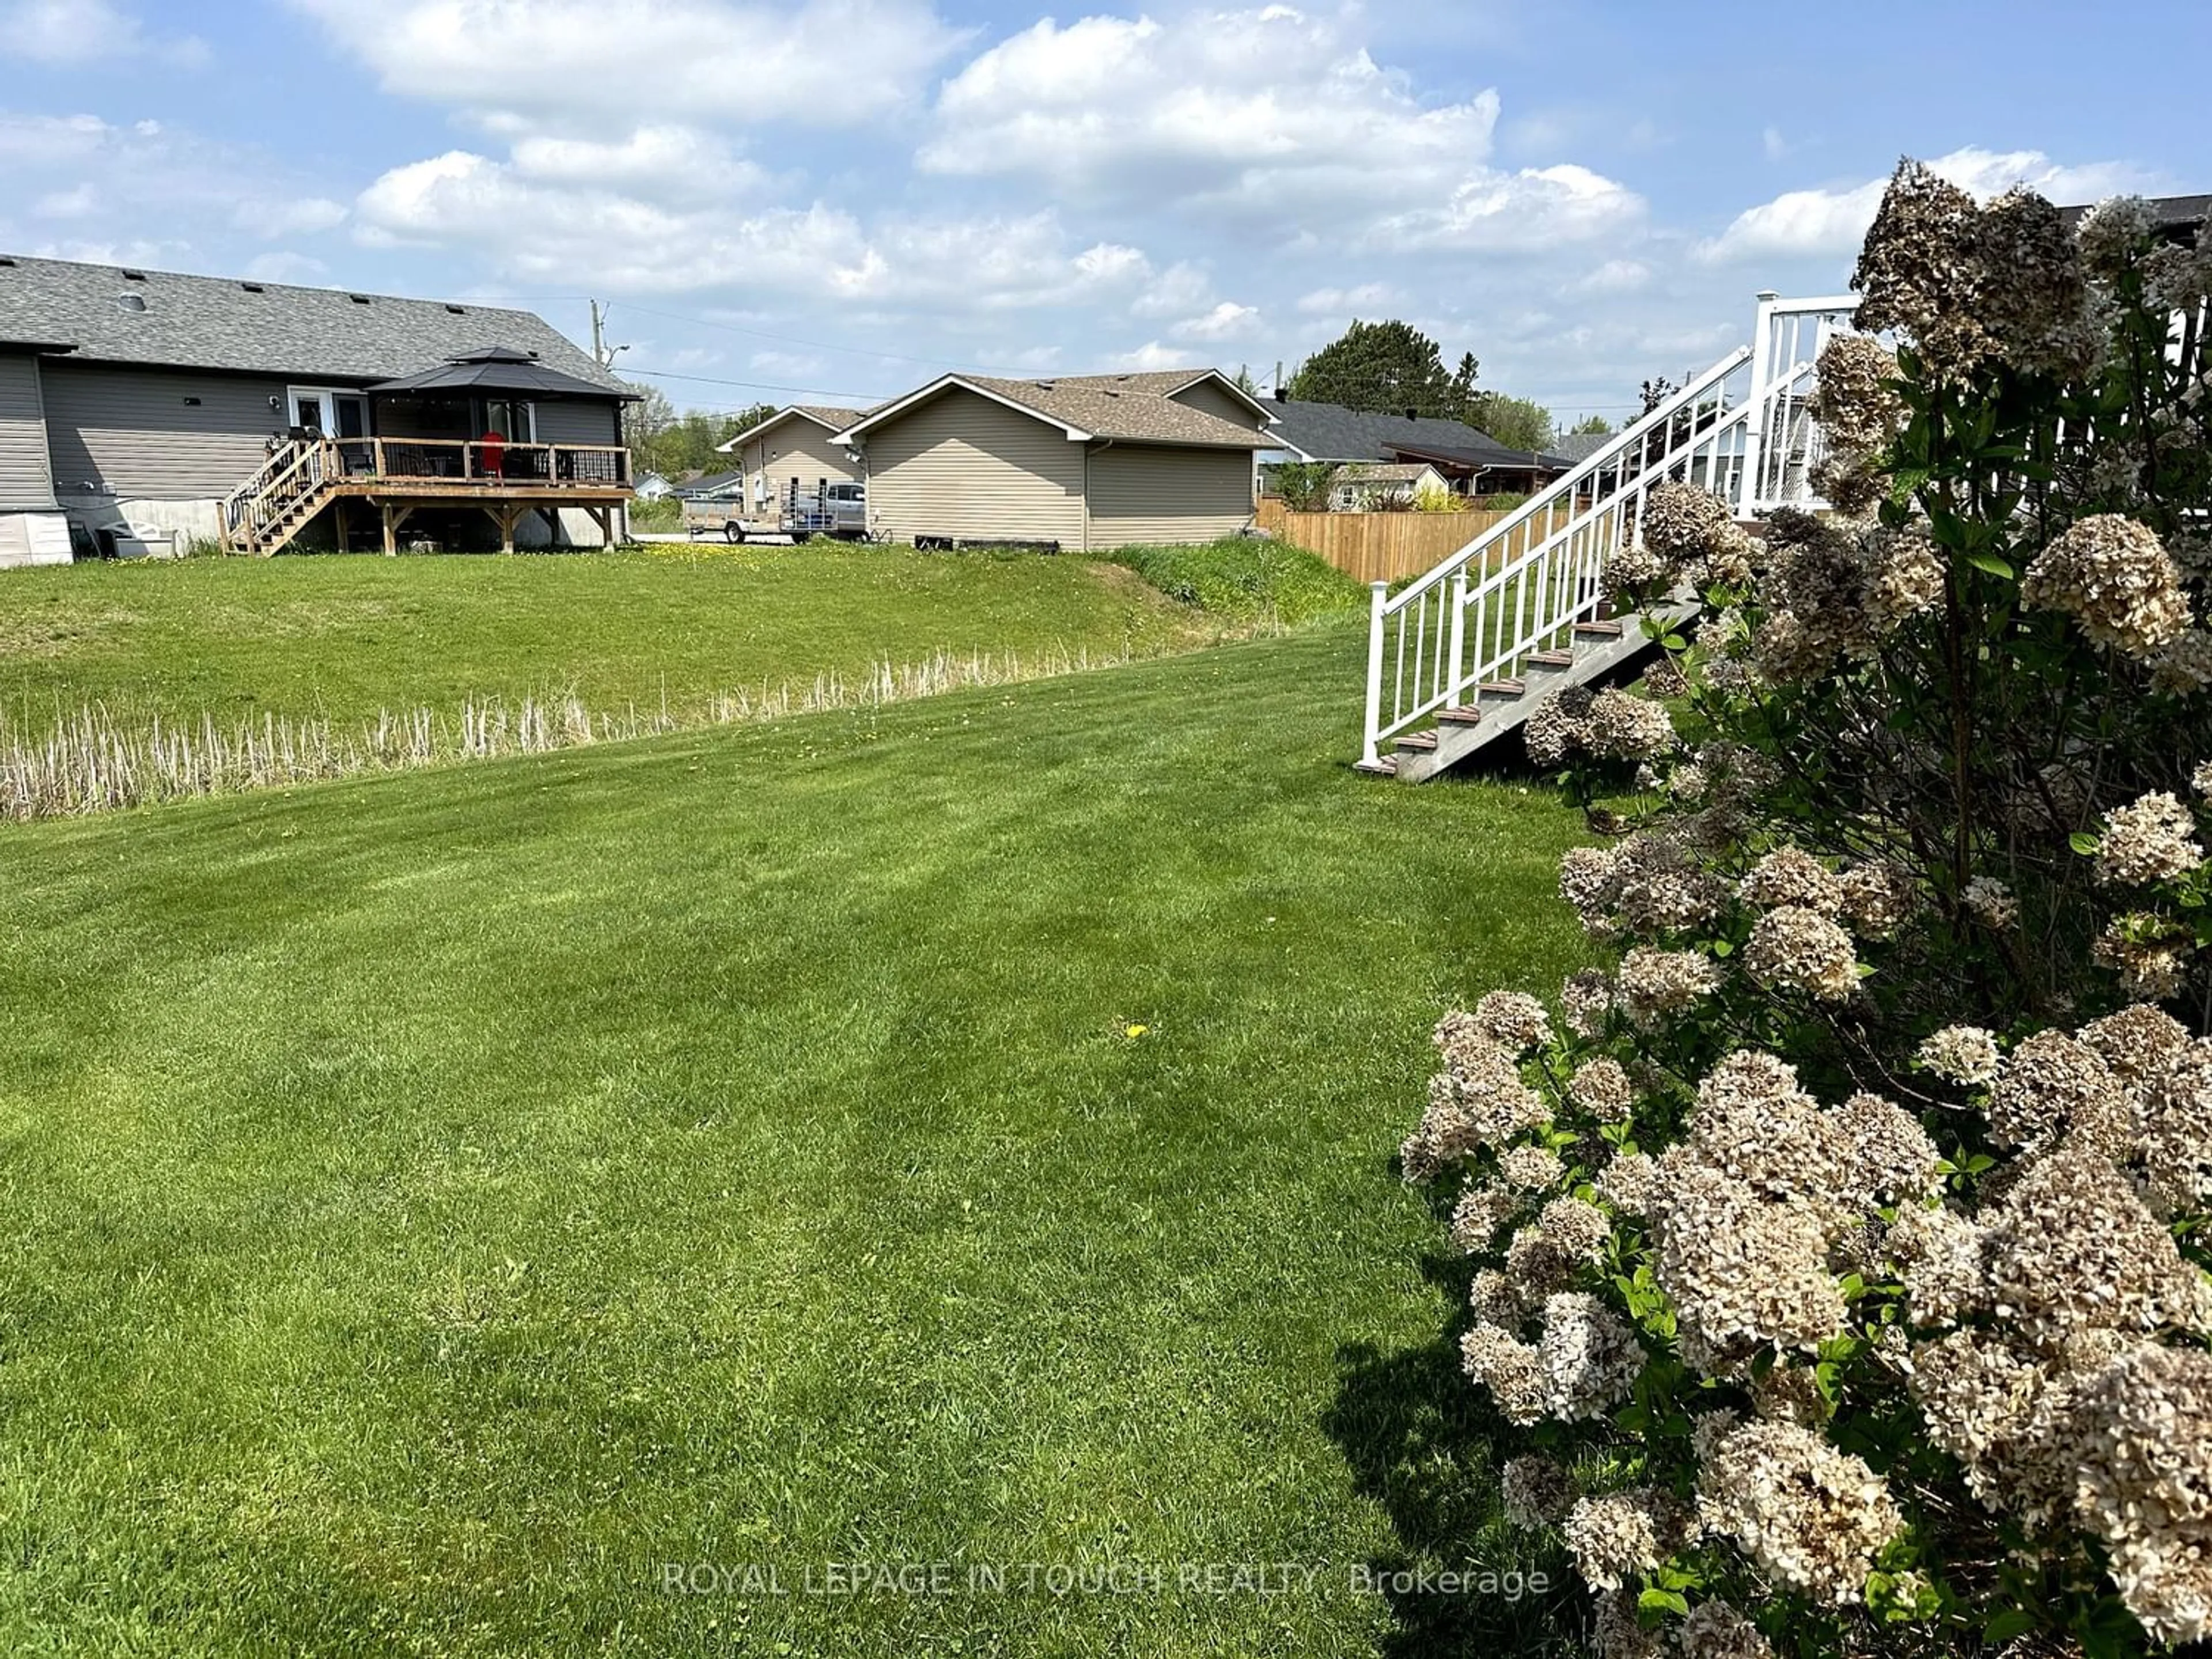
718, 404, 865, 516
1329, 461, 1450, 511
831, 370, 1273, 550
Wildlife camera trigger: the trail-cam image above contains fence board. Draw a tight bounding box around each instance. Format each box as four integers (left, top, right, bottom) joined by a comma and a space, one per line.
1255, 498, 1569, 585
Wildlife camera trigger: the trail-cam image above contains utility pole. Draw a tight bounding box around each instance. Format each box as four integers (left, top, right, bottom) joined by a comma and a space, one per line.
589, 299, 627, 372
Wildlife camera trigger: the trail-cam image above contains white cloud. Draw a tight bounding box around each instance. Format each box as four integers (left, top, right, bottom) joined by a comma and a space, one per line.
750, 350, 823, 378
1297, 282, 1396, 315
1171, 301, 1261, 342
921, 7, 1539, 235
1762, 126, 1789, 161
1109, 340, 1206, 372
0, 0, 205, 65
234, 196, 349, 238
1369, 162, 1642, 252
1576, 258, 1650, 294
294, 0, 964, 130
1698, 146, 2158, 263
35, 183, 99, 218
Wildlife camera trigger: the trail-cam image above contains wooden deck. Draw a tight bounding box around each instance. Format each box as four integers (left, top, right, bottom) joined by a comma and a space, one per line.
224, 436, 635, 554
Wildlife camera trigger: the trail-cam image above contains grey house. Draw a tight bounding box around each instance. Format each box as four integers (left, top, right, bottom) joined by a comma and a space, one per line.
1256, 397, 1571, 497
0, 254, 636, 566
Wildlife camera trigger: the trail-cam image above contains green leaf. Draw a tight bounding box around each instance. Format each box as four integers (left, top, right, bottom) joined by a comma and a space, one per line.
2070, 832, 2102, 857
1638, 1589, 1690, 1618
1966, 550, 2015, 578
1984, 1608, 2037, 1643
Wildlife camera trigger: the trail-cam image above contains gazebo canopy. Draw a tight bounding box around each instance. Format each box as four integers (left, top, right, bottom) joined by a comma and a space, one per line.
366, 345, 638, 400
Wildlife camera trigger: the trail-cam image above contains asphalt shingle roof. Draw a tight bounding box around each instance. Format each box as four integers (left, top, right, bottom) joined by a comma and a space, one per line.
957, 370, 1272, 449
0, 253, 623, 389
1257, 396, 1571, 470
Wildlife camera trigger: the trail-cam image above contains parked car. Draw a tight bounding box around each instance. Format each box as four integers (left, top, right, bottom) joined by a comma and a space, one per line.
783, 480, 867, 542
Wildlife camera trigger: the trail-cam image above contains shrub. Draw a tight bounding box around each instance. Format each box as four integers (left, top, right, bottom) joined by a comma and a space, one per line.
1403, 165, 2212, 1656
1413, 483, 1467, 514
1271, 461, 1338, 513
1097, 537, 1361, 626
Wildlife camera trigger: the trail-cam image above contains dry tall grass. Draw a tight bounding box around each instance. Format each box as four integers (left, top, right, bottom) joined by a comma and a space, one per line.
0, 645, 1130, 821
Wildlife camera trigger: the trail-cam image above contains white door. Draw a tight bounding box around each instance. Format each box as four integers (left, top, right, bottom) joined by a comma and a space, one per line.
286, 386, 368, 438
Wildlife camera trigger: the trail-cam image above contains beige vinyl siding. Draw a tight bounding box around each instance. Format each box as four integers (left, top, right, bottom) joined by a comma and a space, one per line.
532, 399, 623, 446
1168, 378, 1267, 431
863, 389, 1084, 547
0, 353, 55, 509
741, 418, 857, 513
1085, 443, 1255, 548
41, 362, 280, 499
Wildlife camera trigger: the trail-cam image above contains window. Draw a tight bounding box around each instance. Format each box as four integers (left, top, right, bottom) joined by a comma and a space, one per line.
479, 399, 535, 442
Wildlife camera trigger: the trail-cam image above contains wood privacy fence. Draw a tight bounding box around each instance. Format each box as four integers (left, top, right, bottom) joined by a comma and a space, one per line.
1253, 498, 1556, 584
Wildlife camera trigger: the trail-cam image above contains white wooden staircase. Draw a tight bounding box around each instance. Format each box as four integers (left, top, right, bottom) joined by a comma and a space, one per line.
1356, 292, 1861, 781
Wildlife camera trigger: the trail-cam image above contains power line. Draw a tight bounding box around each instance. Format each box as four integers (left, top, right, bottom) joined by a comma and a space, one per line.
622, 365, 896, 402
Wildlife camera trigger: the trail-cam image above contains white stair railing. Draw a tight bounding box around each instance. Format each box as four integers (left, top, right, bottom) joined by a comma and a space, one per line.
1358, 291, 1862, 769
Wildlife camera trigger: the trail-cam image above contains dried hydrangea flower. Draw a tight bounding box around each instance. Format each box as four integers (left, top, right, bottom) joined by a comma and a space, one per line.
1500, 1144, 1566, 1192
2095, 790, 2205, 886
1836, 861, 1914, 940
1808, 334, 1902, 456
2021, 515, 2190, 657
1639, 481, 1740, 571
1593, 1587, 1665, 1659
1690, 1051, 1852, 1213
1569, 1057, 1635, 1118
1751, 1363, 1830, 1427
2150, 627, 2212, 696
1585, 688, 1676, 761
1695, 1419, 1905, 1605
1652, 1163, 1846, 1367
1563, 1487, 1697, 1591
2073, 1344, 2212, 1646
1616, 946, 1723, 1027
1961, 875, 2019, 930
1985, 1029, 2130, 1156
1917, 1024, 2001, 1086
1470, 1267, 1527, 1328
1610, 836, 1729, 937
1738, 846, 1843, 916
1505, 1225, 1580, 1302
1744, 906, 1860, 1000
1525, 684, 1597, 767
1865, 525, 1945, 629
1836, 1092, 1945, 1205
2093, 912, 2198, 1002
1560, 969, 1616, 1039
2075, 1003, 2192, 1084
1980, 1147, 2212, 1349
1540, 1290, 1643, 1420
1539, 1196, 1614, 1265
1449, 1179, 1522, 1253
2137, 1041, 2212, 1217
1887, 1202, 1987, 1328
1460, 1321, 1548, 1426
1559, 845, 1619, 917
1978, 186, 2099, 377
1677, 1599, 1775, 1659
1851, 158, 1995, 377
1597, 1150, 1664, 1217
2194, 759, 2212, 797
1906, 1328, 2083, 1519
1499, 1453, 1576, 1529
1643, 655, 1691, 699
1471, 989, 1554, 1055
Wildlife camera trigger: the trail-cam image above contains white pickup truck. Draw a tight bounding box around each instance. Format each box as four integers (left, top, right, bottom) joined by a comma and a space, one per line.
687, 480, 867, 544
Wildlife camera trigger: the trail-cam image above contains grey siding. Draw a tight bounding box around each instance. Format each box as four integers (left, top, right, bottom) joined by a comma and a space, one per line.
0, 353, 55, 509
864, 388, 1084, 547
41, 361, 281, 499
1170, 378, 1268, 431
1086, 444, 1255, 548
532, 399, 623, 446
739, 418, 856, 514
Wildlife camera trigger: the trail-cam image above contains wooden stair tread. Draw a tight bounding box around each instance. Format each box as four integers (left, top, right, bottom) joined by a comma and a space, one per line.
1436, 705, 1483, 726
1393, 731, 1439, 752
1528, 649, 1575, 667
1573, 619, 1625, 637
1478, 679, 1526, 696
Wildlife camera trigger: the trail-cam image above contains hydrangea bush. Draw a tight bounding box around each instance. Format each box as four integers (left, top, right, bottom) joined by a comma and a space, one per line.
1404, 162, 2212, 1657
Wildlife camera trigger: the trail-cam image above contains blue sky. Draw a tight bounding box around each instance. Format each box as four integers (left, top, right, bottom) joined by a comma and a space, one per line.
1, 0, 2203, 423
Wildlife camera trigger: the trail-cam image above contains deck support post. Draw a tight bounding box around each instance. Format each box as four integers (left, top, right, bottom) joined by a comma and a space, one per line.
381, 503, 396, 556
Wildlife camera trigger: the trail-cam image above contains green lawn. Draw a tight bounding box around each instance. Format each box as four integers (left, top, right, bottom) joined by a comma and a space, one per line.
0, 620, 1589, 1656
0, 545, 1236, 732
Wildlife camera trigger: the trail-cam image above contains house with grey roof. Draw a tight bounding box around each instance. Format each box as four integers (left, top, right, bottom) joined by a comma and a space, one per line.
0, 253, 635, 565
1256, 396, 1570, 499
830, 369, 1274, 550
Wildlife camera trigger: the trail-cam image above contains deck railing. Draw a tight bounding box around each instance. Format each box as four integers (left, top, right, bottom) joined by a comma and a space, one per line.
331, 438, 631, 488
1358, 292, 1865, 769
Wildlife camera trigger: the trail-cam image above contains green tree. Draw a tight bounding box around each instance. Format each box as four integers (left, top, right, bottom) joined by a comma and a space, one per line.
1285, 320, 1475, 420
1567, 412, 1613, 436
1469, 392, 1555, 453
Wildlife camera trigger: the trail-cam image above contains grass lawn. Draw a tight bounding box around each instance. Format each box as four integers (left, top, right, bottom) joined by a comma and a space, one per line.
0, 544, 1255, 732
0, 620, 1590, 1656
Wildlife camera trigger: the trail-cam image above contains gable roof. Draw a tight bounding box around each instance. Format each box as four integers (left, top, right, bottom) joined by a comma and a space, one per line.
719, 403, 869, 450
837, 369, 1272, 450
1548, 430, 1614, 465
1257, 396, 1567, 470
0, 253, 623, 389
676, 469, 745, 499
1334, 461, 1442, 483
